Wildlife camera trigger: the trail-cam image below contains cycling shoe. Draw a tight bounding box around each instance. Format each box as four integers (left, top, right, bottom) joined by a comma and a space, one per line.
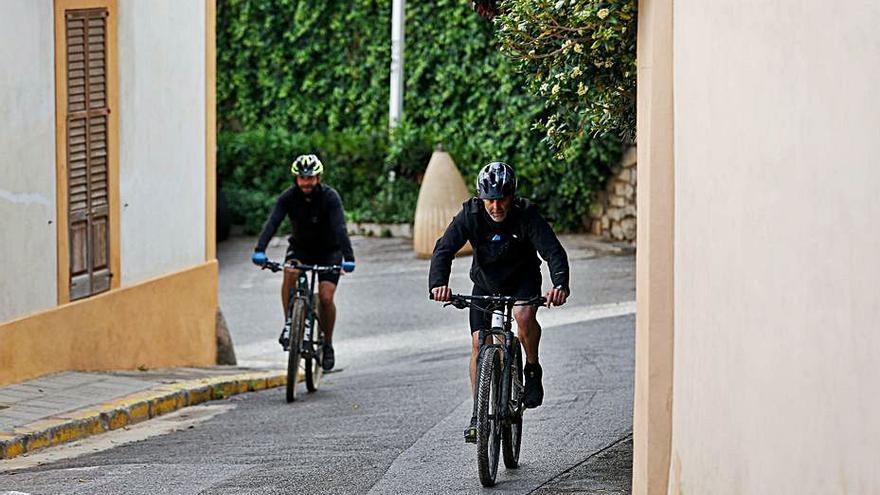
464, 416, 477, 443
522, 362, 544, 409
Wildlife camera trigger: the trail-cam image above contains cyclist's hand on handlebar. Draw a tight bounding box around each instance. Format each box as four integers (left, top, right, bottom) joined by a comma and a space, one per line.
544, 286, 569, 307
431, 286, 452, 302
251, 251, 268, 266
341, 260, 355, 274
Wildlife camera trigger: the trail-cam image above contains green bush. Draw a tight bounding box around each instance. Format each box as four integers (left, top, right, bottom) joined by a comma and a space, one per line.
217, 0, 625, 232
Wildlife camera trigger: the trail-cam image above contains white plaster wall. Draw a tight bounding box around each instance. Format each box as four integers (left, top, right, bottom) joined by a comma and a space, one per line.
672, 1, 880, 493
117, 0, 206, 284
0, 1, 58, 322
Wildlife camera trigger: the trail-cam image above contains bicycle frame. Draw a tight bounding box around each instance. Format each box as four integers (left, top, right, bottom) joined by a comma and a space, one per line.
284, 262, 341, 353
266, 260, 344, 353
288, 268, 318, 352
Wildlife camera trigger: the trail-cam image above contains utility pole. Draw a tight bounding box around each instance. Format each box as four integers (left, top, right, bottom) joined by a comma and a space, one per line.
389, 0, 405, 128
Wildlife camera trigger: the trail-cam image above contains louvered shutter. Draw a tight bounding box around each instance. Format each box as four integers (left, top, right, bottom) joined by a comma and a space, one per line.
66, 9, 111, 300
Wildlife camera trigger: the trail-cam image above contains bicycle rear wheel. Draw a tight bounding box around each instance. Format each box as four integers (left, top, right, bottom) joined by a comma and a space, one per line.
286, 297, 306, 403
477, 347, 502, 487
305, 294, 323, 392
502, 341, 524, 468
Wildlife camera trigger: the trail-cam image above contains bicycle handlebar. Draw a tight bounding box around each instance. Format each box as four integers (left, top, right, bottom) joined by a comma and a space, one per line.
430, 292, 546, 308
261, 260, 350, 274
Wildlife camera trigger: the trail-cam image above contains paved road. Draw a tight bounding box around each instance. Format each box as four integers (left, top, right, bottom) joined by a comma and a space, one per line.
1, 236, 635, 494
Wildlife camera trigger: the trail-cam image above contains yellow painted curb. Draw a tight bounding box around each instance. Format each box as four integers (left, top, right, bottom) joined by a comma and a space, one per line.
0, 433, 24, 459
187, 385, 213, 405
0, 370, 285, 460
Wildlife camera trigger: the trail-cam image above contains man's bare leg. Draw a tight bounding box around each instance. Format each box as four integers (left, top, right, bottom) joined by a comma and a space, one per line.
281, 268, 300, 317
514, 303, 543, 408
317, 281, 338, 370
317, 281, 337, 343
465, 330, 481, 442
470, 331, 480, 394
513, 304, 541, 364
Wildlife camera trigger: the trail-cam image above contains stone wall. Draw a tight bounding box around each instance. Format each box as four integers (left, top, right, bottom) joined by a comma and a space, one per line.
587, 146, 637, 244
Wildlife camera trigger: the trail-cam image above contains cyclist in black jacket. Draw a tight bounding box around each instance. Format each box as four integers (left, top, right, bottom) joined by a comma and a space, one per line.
429, 161, 569, 441
251, 154, 355, 371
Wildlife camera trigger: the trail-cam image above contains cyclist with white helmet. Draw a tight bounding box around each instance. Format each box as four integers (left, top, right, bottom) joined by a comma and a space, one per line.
429, 161, 570, 442
252, 154, 355, 371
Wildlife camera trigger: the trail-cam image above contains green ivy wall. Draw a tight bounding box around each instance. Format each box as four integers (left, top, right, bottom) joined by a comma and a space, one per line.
217, 0, 623, 232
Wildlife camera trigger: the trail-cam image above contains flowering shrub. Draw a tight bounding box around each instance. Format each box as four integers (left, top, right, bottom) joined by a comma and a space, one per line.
494, 0, 637, 149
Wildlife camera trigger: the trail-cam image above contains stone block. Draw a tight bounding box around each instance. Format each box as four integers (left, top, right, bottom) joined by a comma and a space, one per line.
589, 202, 604, 218
618, 168, 631, 183
611, 222, 624, 240
591, 219, 603, 236
610, 196, 626, 207
601, 216, 610, 230
607, 207, 624, 222
620, 146, 637, 168
621, 218, 636, 240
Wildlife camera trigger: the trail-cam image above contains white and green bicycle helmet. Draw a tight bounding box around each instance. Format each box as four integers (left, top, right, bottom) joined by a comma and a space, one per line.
290, 154, 324, 177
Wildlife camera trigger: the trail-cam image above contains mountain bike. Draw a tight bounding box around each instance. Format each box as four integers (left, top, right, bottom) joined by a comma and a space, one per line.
435, 293, 546, 487
262, 259, 351, 402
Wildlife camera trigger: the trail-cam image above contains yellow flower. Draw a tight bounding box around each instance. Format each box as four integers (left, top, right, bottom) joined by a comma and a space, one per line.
552, 84, 561, 95
540, 83, 549, 93
573, 43, 583, 54
577, 82, 587, 96
555, 72, 566, 81
597, 8, 609, 19
570, 66, 582, 78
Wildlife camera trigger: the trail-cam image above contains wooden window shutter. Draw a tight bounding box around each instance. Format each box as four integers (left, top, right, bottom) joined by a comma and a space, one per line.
65, 8, 111, 300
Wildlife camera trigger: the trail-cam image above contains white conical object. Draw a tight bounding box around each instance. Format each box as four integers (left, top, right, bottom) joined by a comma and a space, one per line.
413, 150, 473, 259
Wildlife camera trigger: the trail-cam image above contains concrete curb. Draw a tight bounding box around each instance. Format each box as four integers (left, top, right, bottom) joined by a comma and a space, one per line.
0, 370, 285, 460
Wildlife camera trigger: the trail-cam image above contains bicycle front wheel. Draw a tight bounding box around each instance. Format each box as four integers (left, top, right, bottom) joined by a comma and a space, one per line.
286, 298, 306, 403
477, 347, 502, 487
503, 341, 524, 468
305, 293, 323, 392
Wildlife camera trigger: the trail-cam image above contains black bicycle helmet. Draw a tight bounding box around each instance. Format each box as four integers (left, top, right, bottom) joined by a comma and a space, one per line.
290, 154, 324, 177
476, 162, 516, 199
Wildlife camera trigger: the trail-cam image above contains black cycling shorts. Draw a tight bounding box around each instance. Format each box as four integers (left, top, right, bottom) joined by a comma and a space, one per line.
468, 273, 541, 333
285, 246, 343, 285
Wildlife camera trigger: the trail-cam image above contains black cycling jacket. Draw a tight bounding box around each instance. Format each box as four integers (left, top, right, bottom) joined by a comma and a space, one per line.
255, 184, 355, 261
429, 198, 569, 294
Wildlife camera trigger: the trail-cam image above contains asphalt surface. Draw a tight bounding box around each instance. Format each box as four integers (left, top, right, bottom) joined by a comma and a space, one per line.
0, 235, 635, 494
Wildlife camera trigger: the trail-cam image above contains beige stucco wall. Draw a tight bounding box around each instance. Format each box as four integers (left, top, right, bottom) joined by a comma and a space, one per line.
117, 0, 207, 284
0, 0, 58, 322
632, 0, 675, 494
671, 1, 880, 493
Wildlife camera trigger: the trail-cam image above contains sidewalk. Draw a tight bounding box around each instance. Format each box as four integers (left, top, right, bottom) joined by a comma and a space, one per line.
0, 367, 284, 460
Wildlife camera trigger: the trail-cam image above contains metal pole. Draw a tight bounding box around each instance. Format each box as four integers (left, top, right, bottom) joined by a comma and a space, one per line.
389, 0, 405, 128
